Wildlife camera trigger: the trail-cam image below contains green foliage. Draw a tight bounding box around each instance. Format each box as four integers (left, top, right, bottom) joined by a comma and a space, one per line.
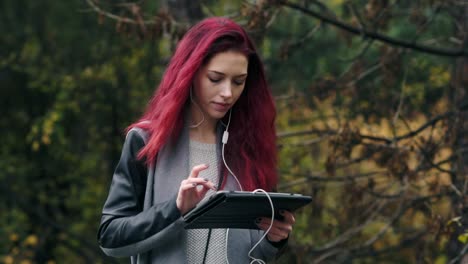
1, 0, 465, 263
0, 0, 168, 262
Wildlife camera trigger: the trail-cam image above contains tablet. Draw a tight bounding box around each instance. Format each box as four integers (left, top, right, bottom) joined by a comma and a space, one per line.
183, 191, 312, 229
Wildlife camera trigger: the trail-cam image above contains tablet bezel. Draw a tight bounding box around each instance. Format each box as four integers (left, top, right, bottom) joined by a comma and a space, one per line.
183, 191, 312, 229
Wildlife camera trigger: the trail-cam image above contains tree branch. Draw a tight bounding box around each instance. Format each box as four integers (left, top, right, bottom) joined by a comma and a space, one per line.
278, 0, 468, 57
278, 171, 383, 189
84, 0, 155, 25
278, 110, 455, 145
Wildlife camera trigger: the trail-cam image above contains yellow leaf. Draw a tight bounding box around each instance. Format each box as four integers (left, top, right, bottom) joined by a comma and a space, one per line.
412, 211, 426, 229
4, 256, 14, 264
9, 233, 19, 242
458, 233, 468, 244
32, 141, 40, 151
24, 235, 38, 246
447, 216, 462, 227
434, 255, 447, 264
41, 134, 51, 145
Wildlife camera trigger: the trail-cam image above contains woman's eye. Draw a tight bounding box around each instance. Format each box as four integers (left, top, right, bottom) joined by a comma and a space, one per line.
209, 78, 221, 83
234, 80, 246, 86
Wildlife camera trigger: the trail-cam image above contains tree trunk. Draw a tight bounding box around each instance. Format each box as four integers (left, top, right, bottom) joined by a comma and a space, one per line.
447, 4, 468, 263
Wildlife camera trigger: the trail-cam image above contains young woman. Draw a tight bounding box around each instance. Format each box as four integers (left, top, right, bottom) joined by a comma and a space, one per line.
98, 17, 295, 263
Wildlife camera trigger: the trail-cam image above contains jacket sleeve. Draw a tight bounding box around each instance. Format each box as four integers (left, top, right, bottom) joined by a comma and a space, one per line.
248, 229, 288, 261
97, 129, 182, 256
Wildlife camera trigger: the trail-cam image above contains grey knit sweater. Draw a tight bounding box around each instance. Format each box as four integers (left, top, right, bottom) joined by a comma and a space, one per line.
186, 140, 226, 263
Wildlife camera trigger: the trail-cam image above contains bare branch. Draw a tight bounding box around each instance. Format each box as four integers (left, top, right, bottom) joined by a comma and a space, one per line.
280, 22, 323, 59
278, 171, 384, 189
363, 199, 405, 247
311, 200, 389, 257
278, 109, 455, 145
277, 134, 329, 148
350, 230, 426, 260
448, 243, 468, 264
338, 39, 374, 62
345, 192, 453, 260
346, 62, 382, 87
84, 0, 155, 25
277, 128, 335, 138
277, 0, 468, 57
83, 0, 185, 28
392, 69, 407, 125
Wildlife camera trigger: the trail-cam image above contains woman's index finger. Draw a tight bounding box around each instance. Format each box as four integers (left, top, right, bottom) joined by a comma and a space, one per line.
189, 164, 209, 178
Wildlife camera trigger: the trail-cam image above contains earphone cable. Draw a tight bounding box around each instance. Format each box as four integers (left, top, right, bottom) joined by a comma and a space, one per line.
221, 109, 243, 191
247, 189, 274, 264
221, 109, 274, 264
189, 86, 205, 128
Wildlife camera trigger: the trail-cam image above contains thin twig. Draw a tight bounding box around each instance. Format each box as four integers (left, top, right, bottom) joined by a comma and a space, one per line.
278, 0, 467, 57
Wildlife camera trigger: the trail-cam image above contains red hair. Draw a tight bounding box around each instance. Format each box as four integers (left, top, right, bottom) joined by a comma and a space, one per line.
128, 17, 277, 191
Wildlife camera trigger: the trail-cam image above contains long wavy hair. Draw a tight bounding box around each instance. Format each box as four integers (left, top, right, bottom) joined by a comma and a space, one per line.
128, 17, 277, 191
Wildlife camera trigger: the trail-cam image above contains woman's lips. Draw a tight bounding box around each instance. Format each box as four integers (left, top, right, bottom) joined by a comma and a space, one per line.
212, 102, 230, 112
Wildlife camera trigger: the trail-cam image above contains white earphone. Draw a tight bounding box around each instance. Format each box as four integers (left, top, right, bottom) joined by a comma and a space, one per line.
221, 109, 243, 191
221, 108, 274, 264
189, 86, 205, 128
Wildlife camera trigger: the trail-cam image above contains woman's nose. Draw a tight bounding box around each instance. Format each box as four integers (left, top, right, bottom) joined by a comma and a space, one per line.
220, 82, 232, 98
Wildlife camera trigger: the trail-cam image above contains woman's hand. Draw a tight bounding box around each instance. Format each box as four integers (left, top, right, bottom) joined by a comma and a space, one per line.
176, 164, 217, 215
256, 210, 296, 242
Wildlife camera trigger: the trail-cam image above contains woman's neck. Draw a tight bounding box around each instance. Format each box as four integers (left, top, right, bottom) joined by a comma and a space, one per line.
188, 103, 218, 143
189, 122, 217, 143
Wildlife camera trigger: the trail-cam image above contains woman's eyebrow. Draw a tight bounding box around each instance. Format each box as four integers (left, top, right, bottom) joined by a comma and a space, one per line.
208, 70, 248, 77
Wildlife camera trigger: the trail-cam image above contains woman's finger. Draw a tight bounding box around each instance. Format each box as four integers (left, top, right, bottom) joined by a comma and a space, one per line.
266, 233, 284, 242
267, 228, 289, 240
186, 177, 213, 184
280, 210, 296, 224
189, 164, 209, 178
179, 182, 199, 191
184, 178, 217, 191
256, 221, 290, 242
257, 217, 293, 233
256, 218, 293, 240
197, 185, 211, 199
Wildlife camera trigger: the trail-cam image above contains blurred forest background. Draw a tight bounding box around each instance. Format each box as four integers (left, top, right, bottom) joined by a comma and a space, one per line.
1, 0, 467, 263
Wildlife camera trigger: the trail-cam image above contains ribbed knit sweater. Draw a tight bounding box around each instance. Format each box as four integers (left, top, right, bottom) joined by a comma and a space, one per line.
186, 140, 226, 263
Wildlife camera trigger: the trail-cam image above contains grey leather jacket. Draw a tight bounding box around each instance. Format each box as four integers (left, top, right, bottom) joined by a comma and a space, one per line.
97, 122, 285, 263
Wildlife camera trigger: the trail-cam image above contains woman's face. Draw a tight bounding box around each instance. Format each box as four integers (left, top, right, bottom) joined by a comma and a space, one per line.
191, 50, 248, 123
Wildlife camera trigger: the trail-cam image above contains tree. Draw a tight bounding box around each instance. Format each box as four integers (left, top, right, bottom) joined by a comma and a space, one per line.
446, 3, 468, 263
1, 0, 467, 262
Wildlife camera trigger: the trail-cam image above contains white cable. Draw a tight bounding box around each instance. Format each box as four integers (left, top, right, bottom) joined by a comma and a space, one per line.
221, 109, 274, 264
189, 86, 205, 128
222, 144, 243, 191
221, 109, 243, 191
247, 189, 274, 264
224, 190, 274, 264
